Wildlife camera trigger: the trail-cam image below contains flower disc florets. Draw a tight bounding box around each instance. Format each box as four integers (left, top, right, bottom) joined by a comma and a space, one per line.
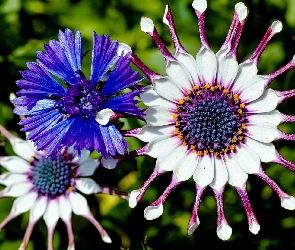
31, 154, 73, 198
175, 84, 247, 156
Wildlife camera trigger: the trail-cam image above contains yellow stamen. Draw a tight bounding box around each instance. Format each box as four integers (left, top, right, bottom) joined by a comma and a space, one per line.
238, 136, 243, 140
187, 90, 192, 95
197, 151, 203, 156
240, 103, 245, 109
242, 124, 247, 130
173, 114, 178, 119
230, 145, 236, 151
193, 85, 199, 90
179, 99, 185, 105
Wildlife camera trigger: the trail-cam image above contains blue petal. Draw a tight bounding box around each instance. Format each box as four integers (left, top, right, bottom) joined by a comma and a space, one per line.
101, 52, 144, 97
90, 34, 118, 86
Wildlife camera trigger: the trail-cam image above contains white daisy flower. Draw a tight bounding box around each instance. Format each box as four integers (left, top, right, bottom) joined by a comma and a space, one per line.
0, 124, 128, 249
102, 0, 295, 240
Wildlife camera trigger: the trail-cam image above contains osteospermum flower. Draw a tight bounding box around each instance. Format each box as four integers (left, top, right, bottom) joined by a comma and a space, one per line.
12, 29, 144, 159
0, 125, 128, 249
102, 0, 295, 240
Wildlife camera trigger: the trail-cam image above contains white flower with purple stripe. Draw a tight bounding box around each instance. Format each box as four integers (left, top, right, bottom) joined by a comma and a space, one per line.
12, 29, 144, 159
0, 125, 128, 250
102, 0, 295, 240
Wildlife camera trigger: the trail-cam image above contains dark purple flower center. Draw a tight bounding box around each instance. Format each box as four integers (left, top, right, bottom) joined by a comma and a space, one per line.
61, 76, 104, 117
31, 154, 74, 198
174, 84, 247, 156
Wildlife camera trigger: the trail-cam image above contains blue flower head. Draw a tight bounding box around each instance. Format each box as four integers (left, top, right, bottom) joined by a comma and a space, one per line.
13, 29, 144, 159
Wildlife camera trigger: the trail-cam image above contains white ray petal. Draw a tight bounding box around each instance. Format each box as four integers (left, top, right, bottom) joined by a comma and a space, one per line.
156, 143, 187, 171
10, 138, 36, 161
75, 178, 102, 195
2, 182, 33, 197
11, 191, 38, 215
0, 173, 27, 186
43, 199, 60, 228
68, 192, 90, 216
247, 110, 283, 126
117, 43, 131, 56
233, 145, 260, 174
231, 61, 257, 93
193, 154, 214, 187
144, 203, 163, 220
154, 77, 185, 103
166, 61, 193, 92
209, 157, 228, 191
246, 123, 279, 143
175, 51, 199, 85
217, 223, 232, 241
174, 151, 198, 182
77, 158, 99, 177
0, 156, 30, 173
147, 136, 180, 158
145, 106, 174, 126
140, 86, 175, 109
224, 153, 248, 188
135, 125, 175, 143
58, 195, 72, 221
246, 89, 280, 113
243, 137, 276, 162
217, 55, 239, 89
95, 108, 115, 125
141, 17, 154, 33
195, 48, 217, 85
30, 196, 48, 221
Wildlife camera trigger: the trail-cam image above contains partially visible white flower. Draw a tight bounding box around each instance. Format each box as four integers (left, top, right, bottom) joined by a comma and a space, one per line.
103, 0, 295, 240
0, 124, 128, 250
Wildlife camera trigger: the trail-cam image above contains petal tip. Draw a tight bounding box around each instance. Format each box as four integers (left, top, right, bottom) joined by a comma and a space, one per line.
140, 17, 154, 33
129, 190, 141, 208
281, 196, 295, 210
192, 0, 207, 14
117, 43, 132, 56
187, 216, 200, 235
102, 235, 112, 243
249, 222, 260, 235
217, 223, 232, 241
163, 5, 169, 25
144, 203, 163, 220
101, 156, 119, 170
95, 108, 115, 125
271, 21, 282, 33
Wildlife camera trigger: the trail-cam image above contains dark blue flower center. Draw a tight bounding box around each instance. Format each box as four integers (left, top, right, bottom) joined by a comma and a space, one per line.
31, 155, 73, 198
174, 84, 247, 156
62, 76, 104, 117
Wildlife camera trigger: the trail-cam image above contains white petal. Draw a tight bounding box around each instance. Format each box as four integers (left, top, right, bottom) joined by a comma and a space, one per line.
235, 2, 247, 21
195, 48, 217, 85
281, 196, 295, 210
76, 149, 91, 164
156, 142, 186, 171
246, 89, 280, 113
140, 17, 154, 33
3, 182, 33, 197
239, 75, 268, 103
68, 192, 90, 216
43, 199, 60, 228
144, 203, 163, 220
11, 191, 38, 215
233, 144, 260, 174
117, 43, 131, 56
58, 196, 72, 221
243, 137, 276, 162
30, 196, 48, 221
217, 55, 239, 89
129, 190, 141, 208
145, 106, 174, 126
95, 108, 115, 125
247, 110, 283, 126
154, 77, 185, 103
174, 152, 198, 182
0, 156, 30, 173
250, 223, 260, 234
166, 61, 193, 92
0, 173, 27, 186
193, 154, 214, 187
246, 123, 279, 143
135, 125, 175, 143
224, 153, 248, 188
101, 156, 119, 170
140, 86, 175, 109
209, 158, 228, 191
192, 0, 207, 14
231, 61, 257, 94
75, 178, 102, 194
217, 223, 232, 241
10, 138, 36, 161
147, 136, 180, 158
77, 158, 99, 176
175, 51, 199, 85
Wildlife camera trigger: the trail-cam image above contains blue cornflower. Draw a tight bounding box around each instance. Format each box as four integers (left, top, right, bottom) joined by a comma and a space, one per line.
13, 29, 144, 159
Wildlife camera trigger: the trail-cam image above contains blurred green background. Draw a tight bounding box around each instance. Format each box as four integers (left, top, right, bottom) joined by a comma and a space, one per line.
1, 0, 295, 249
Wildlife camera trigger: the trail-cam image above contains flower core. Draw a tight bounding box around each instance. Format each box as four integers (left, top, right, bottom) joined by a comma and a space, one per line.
31, 155, 73, 197
174, 84, 247, 156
